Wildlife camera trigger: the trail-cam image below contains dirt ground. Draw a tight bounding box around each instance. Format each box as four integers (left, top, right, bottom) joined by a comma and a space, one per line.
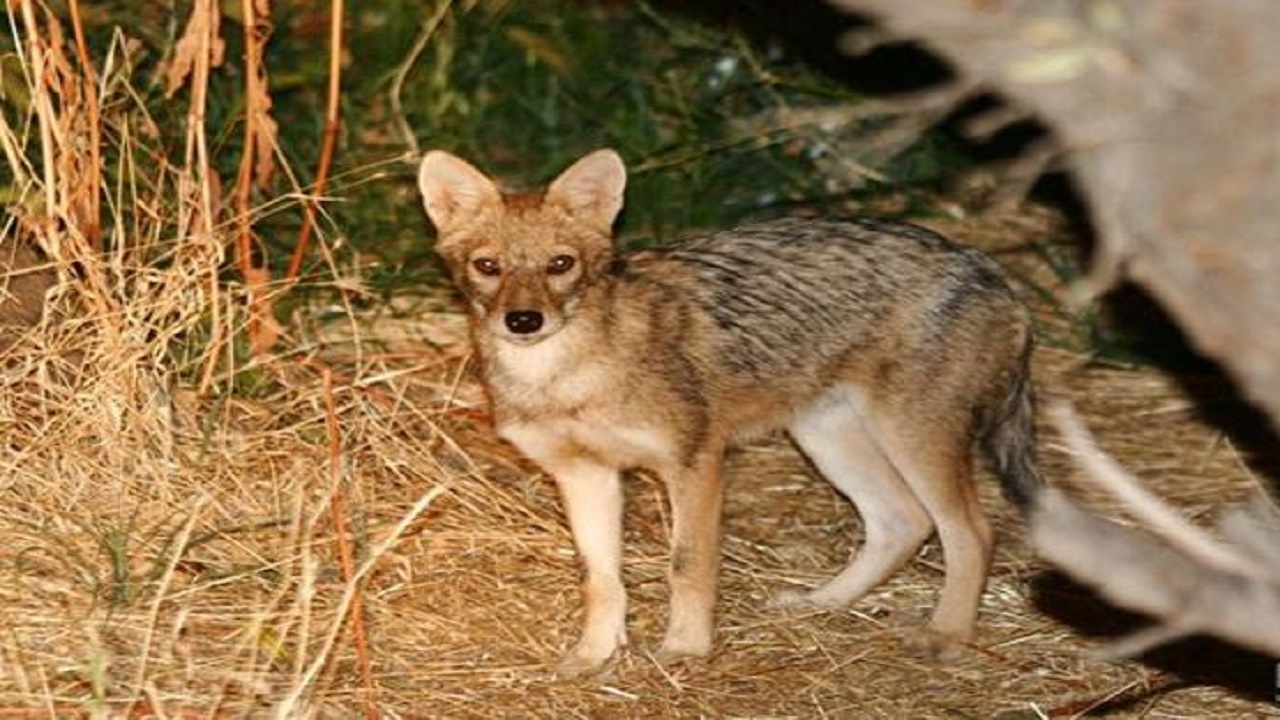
1, 207, 1277, 717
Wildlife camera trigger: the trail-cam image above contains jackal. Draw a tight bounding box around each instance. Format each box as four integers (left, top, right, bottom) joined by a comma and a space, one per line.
417, 149, 1042, 675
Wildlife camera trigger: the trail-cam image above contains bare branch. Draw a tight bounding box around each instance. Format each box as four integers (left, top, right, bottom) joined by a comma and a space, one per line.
1031, 488, 1280, 658
1050, 403, 1269, 579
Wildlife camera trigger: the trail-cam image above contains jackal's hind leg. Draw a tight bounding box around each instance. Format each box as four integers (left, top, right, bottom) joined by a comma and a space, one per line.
773, 395, 933, 611
873, 415, 993, 661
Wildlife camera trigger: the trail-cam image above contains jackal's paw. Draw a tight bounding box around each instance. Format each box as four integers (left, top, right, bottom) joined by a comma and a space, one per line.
767, 588, 842, 612
654, 635, 712, 664
555, 644, 619, 678
558, 648, 616, 676
902, 627, 968, 664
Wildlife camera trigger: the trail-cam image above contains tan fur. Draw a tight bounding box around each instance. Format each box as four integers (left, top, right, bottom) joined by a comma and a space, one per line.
418, 149, 1042, 674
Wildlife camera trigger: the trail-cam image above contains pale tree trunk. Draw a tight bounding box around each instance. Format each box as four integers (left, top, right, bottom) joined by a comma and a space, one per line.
825, 0, 1280, 657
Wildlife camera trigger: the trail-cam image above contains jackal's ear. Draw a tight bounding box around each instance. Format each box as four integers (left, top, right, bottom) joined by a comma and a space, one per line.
545, 149, 626, 233
417, 151, 502, 234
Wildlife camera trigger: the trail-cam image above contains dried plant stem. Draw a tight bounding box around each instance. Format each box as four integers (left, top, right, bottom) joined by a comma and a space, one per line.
274, 464, 446, 717
16, 0, 58, 226
322, 369, 378, 719
286, 0, 346, 284
189, 0, 224, 395
290, 486, 317, 686
389, 0, 454, 154
190, 7, 217, 239
66, 0, 102, 248
235, 0, 283, 358
126, 498, 207, 715
235, 0, 262, 283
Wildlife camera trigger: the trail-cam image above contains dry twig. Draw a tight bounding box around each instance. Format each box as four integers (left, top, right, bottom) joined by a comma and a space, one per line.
322, 368, 378, 719
235, 0, 282, 357
1032, 404, 1280, 657
286, 0, 346, 284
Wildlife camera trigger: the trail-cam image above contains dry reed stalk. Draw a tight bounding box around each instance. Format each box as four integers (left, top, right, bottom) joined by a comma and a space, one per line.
388, 0, 455, 153
286, 0, 346, 284
322, 368, 379, 719
14, 0, 57, 221
65, 0, 101, 249
169, 0, 229, 395
235, 0, 282, 357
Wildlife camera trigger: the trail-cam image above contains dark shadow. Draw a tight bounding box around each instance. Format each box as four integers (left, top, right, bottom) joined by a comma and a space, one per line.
1032, 571, 1276, 708
652, 0, 954, 94
1096, 282, 1218, 374
1165, 364, 1280, 496
1089, 280, 1280, 494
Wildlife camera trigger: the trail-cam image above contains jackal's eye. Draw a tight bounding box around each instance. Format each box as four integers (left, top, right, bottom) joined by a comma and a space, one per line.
472, 257, 501, 276
546, 254, 576, 276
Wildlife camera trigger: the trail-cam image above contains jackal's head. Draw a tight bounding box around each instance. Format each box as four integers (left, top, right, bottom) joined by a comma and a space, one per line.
417, 149, 625, 346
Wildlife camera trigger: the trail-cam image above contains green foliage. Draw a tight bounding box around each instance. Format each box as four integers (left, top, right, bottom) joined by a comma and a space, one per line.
306, 0, 973, 291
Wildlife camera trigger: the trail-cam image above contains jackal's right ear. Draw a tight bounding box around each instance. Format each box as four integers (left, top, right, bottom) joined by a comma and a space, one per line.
417, 151, 502, 234
545, 149, 627, 234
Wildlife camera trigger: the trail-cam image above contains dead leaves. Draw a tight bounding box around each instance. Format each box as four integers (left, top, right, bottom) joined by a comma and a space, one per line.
166, 0, 282, 358
242, 0, 278, 188
12, 0, 102, 247
232, 0, 282, 357
242, 263, 283, 357
164, 0, 225, 99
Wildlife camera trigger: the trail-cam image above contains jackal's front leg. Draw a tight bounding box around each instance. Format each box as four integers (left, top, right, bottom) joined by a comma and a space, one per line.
549, 459, 627, 675
658, 451, 725, 662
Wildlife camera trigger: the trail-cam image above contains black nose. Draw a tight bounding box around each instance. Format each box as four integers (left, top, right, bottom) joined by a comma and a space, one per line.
504, 310, 544, 334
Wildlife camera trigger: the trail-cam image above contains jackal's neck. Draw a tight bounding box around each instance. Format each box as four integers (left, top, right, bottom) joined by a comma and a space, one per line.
576, 270, 631, 336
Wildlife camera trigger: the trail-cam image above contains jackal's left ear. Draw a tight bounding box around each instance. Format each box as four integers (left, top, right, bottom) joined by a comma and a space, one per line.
545, 149, 627, 233
418, 151, 503, 235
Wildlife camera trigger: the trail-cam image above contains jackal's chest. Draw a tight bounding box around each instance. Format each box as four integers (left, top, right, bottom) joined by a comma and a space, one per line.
485, 332, 610, 411
498, 412, 674, 472
483, 335, 675, 470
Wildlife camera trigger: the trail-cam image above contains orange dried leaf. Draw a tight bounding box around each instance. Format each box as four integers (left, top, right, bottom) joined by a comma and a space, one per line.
249, 76, 278, 186
164, 1, 225, 98
242, 264, 281, 356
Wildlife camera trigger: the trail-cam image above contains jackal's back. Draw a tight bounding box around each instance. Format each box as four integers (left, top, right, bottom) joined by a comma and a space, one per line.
631, 217, 1025, 381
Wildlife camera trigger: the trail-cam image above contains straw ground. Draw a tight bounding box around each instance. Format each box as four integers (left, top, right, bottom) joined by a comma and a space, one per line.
3, 198, 1277, 715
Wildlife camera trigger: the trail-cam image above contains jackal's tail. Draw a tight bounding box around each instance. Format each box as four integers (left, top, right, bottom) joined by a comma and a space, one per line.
980, 340, 1044, 511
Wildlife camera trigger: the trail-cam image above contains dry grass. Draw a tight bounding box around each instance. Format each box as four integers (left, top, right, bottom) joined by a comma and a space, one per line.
2, 200, 1277, 718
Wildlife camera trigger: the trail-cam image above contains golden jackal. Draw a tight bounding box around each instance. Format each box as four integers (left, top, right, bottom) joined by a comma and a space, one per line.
418, 149, 1042, 674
